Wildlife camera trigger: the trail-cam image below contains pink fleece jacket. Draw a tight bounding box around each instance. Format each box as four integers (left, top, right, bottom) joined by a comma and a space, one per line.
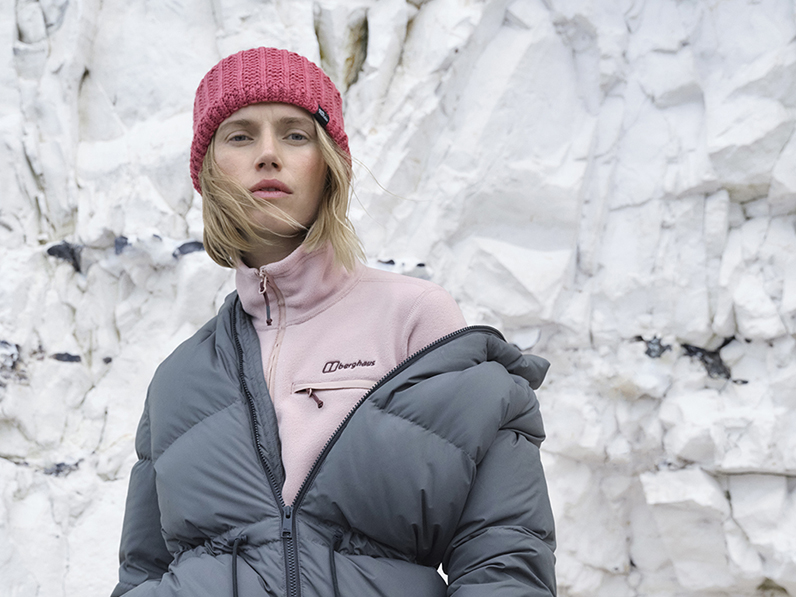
236, 243, 466, 505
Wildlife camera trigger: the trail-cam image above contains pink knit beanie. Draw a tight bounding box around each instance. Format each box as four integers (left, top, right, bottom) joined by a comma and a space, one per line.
190, 47, 348, 193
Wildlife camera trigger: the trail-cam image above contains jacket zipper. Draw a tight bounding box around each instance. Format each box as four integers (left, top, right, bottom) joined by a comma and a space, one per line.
232, 302, 301, 597
281, 505, 299, 597
234, 300, 501, 596
260, 278, 301, 596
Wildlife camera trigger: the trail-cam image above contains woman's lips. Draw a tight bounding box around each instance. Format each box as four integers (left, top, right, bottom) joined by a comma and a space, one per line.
250, 179, 292, 199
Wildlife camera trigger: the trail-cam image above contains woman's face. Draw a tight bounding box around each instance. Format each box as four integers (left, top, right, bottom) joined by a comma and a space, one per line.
212, 102, 327, 238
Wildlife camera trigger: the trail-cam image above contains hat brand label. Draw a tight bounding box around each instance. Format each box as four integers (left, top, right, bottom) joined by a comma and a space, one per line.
314, 105, 330, 127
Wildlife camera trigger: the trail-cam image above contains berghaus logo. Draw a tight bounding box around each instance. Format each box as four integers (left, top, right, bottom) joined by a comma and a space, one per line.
322, 359, 375, 373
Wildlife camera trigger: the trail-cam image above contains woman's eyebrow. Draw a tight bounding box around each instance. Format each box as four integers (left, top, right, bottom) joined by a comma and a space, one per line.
217, 118, 255, 134
278, 116, 314, 128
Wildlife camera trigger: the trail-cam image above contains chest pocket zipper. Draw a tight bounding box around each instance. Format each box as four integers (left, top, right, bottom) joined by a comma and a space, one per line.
292, 380, 374, 409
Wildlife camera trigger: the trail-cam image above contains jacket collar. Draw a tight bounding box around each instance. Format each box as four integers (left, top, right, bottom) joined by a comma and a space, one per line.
236, 242, 363, 330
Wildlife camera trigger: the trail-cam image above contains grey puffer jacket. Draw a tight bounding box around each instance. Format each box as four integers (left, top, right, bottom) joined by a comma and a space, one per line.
112, 293, 556, 597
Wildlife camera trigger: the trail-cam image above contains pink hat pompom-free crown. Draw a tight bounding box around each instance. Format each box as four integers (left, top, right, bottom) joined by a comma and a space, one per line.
190, 47, 349, 193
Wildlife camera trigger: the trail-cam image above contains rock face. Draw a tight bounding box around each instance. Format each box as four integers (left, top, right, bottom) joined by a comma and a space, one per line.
1, 0, 795, 595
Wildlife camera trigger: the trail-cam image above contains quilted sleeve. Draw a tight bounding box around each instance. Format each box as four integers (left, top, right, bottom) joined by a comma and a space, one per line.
442, 427, 557, 596
111, 395, 172, 596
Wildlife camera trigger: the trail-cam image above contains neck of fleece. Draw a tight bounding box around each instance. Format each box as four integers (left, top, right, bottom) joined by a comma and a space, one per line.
235, 242, 362, 331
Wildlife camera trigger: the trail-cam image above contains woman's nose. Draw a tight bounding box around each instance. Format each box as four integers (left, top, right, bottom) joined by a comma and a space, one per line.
255, 133, 281, 170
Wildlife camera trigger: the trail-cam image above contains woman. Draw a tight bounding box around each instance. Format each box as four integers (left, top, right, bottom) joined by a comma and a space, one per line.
112, 47, 556, 597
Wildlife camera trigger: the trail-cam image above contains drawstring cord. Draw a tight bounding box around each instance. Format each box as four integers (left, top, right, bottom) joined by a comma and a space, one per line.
329, 530, 343, 597
231, 529, 342, 596
232, 535, 248, 597
257, 270, 273, 326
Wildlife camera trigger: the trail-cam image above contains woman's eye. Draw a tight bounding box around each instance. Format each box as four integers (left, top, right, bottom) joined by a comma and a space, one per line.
230, 134, 250, 142
287, 132, 308, 142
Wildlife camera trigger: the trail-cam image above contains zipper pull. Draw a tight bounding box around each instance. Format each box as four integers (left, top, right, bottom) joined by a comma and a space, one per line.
282, 505, 293, 538
307, 388, 323, 409
257, 269, 273, 326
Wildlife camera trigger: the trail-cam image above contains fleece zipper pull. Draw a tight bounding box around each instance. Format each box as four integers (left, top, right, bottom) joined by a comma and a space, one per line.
281, 505, 293, 538
306, 388, 323, 409
257, 269, 273, 326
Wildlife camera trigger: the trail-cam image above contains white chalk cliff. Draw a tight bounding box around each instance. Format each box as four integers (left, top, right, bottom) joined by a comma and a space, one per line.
1, 0, 795, 595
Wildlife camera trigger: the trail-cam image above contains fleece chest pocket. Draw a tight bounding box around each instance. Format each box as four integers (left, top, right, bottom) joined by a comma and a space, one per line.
292, 379, 374, 409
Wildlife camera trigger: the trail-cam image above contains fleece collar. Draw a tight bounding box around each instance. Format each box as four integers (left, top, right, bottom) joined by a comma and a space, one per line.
236, 243, 363, 331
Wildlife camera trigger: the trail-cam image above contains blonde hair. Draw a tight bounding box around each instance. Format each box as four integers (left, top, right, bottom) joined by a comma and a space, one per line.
200, 120, 364, 270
